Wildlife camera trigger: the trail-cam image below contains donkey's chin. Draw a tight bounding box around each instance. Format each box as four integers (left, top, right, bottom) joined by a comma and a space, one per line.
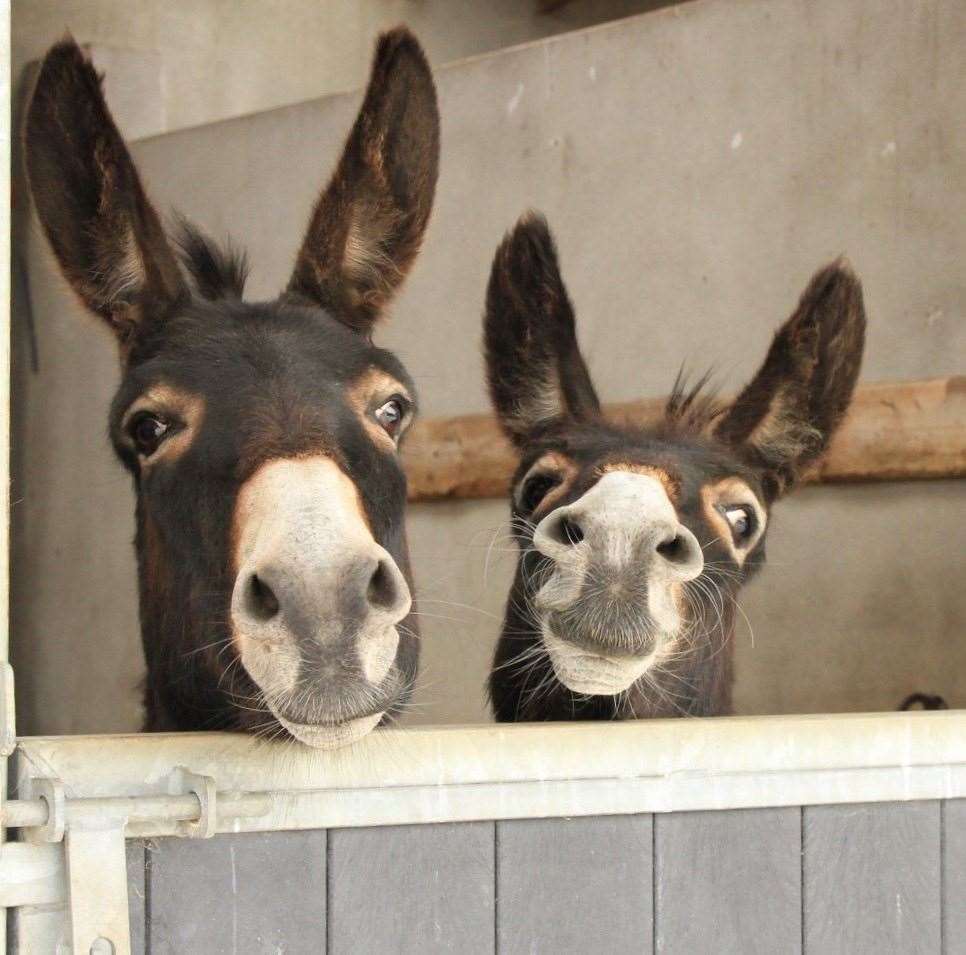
270, 708, 385, 749
542, 629, 662, 696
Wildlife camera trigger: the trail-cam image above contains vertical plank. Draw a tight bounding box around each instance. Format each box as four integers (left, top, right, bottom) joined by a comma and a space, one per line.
328, 821, 494, 954
654, 807, 800, 954
147, 830, 325, 954
497, 815, 652, 954
804, 801, 941, 954
944, 800, 966, 955
126, 840, 146, 955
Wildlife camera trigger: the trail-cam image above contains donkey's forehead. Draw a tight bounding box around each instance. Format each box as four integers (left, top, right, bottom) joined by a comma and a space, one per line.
119, 300, 415, 402
517, 423, 763, 503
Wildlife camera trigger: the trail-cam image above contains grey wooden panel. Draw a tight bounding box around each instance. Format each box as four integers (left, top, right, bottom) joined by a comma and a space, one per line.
497, 814, 652, 954
655, 807, 800, 954
146, 829, 325, 954
945, 800, 966, 955
125, 840, 146, 955
328, 821, 494, 954
804, 801, 941, 954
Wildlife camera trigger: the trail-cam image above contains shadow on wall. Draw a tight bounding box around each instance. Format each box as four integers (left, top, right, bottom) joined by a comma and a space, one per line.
9, 0, 966, 734
11, 0, 684, 138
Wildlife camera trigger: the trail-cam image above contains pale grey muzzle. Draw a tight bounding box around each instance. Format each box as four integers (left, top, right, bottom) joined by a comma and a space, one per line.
231, 456, 412, 747
531, 470, 703, 694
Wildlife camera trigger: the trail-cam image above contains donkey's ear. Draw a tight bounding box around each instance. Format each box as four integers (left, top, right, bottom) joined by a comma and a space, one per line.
24, 39, 187, 349
714, 260, 866, 499
285, 28, 439, 335
484, 213, 601, 447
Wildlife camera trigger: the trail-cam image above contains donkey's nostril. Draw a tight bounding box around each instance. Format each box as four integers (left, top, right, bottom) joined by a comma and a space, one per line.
656, 534, 686, 563
547, 515, 584, 547
247, 573, 280, 622
561, 518, 584, 546
655, 530, 701, 573
367, 558, 402, 611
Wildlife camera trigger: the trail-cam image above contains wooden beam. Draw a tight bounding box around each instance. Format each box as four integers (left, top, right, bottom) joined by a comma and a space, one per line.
403, 377, 966, 502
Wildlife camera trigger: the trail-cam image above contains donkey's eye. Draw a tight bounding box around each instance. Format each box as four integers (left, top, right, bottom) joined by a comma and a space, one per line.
374, 397, 406, 439
520, 473, 561, 512
129, 413, 171, 457
724, 505, 755, 542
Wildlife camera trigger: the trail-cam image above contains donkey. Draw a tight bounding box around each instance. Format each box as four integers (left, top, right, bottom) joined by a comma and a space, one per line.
24, 29, 438, 747
484, 213, 865, 722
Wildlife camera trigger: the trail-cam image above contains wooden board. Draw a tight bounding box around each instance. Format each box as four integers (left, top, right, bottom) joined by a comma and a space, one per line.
126, 840, 146, 955
654, 808, 801, 954
803, 801, 941, 954
327, 822, 495, 954
145, 830, 326, 953
945, 799, 966, 954
496, 815, 652, 953
403, 377, 966, 501
26, 798, 966, 951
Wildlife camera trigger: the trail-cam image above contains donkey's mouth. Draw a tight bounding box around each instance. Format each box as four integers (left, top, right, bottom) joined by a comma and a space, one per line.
270, 708, 385, 749
542, 627, 661, 696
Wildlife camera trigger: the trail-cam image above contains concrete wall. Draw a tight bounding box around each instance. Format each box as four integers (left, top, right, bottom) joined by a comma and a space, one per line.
11, 0, 966, 734
12, 0, 674, 137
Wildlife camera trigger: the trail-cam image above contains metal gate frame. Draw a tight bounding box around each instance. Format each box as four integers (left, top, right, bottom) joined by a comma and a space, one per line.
2, 3, 15, 951
3, 712, 966, 951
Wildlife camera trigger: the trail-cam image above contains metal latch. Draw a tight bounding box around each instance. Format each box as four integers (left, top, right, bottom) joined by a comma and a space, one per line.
24, 775, 133, 955
168, 766, 217, 838
24, 775, 66, 843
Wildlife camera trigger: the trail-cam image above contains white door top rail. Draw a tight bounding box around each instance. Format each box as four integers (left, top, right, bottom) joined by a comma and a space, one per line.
8, 711, 965, 837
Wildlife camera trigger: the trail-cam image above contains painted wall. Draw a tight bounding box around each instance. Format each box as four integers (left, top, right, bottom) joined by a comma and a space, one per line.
12, 0, 673, 136
11, 0, 966, 734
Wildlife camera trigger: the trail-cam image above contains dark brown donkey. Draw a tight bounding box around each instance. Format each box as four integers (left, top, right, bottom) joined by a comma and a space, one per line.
485, 213, 865, 722
24, 30, 438, 746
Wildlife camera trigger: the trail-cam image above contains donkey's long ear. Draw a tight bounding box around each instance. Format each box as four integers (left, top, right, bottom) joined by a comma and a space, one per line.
24, 39, 187, 349
285, 28, 439, 335
484, 213, 601, 447
714, 261, 866, 499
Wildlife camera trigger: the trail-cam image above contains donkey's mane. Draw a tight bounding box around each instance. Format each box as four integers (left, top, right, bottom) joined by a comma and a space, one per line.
662, 368, 724, 434
173, 218, 249, 301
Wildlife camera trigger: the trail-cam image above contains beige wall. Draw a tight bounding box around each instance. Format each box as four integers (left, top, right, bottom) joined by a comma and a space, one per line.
13, 0, 673, 136
12, 0, 966, 735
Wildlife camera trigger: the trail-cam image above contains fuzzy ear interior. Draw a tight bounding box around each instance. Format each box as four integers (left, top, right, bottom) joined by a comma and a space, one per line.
285, 27, 440, 336
714, 260, 867, 499
483, 212, 601, 447
24, 38, 187, 349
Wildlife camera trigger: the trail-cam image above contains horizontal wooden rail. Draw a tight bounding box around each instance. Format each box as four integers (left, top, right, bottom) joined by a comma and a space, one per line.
402, 376, 966, 502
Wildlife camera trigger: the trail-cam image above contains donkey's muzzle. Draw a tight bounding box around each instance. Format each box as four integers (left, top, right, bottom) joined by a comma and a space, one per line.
529, 470, 703, 692
230, 455, 413, 747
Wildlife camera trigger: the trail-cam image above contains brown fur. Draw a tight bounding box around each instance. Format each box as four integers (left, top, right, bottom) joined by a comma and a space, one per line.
286, 30, 440, 334
484, 213, 866, 723
25, 30, 438, 736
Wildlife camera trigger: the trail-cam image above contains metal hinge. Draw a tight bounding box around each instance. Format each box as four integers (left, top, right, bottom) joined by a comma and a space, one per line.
0, 842, 65, 907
